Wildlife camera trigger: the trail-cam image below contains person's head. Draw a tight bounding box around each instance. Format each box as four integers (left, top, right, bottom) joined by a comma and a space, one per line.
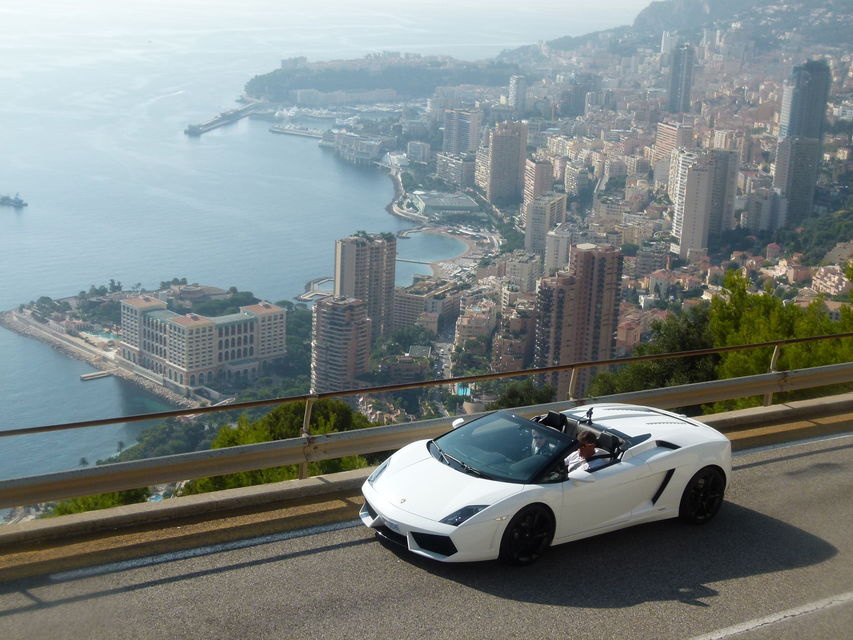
532, 431, 548, 449
576, 430, 597, 459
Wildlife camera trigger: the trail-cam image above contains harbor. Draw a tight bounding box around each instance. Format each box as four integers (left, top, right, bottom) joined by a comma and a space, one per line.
184, 102, 259, 136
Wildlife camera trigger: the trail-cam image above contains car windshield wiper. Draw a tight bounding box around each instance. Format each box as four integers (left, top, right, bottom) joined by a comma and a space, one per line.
430, 441, 492, 479
429, 440, 450, 465
443, 451, 492, 479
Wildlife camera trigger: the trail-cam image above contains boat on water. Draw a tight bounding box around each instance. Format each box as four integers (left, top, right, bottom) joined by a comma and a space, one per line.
0, 193, 27, 208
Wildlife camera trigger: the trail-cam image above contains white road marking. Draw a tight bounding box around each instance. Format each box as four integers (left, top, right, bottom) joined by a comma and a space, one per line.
688, 591, 853, 640
49, 519, 362, 582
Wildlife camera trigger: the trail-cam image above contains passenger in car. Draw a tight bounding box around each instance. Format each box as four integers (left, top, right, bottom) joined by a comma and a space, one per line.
565, 430, 608, 472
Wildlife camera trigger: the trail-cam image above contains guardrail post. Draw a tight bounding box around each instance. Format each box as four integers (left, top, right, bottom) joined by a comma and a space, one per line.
298, 397, 316, 480
568, 367, 578, 401
763, 344, 782, 406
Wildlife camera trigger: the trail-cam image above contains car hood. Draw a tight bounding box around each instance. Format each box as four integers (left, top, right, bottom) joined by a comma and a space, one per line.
373, 440, 524, 521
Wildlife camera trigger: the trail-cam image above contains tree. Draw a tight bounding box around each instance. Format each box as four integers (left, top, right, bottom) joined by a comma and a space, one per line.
487, 379, 555, 410
181, 399, 375, 495
708, 272, 853, 410
587, 303, 718, 414
46, 488, 150, 517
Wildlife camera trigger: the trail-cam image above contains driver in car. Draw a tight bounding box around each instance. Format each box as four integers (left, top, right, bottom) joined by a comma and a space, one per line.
565, 430, 608, 472
531, 431, 556, 456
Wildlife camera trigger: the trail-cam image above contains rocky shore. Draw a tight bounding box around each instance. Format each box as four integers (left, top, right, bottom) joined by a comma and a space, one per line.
0, 310, 198, 410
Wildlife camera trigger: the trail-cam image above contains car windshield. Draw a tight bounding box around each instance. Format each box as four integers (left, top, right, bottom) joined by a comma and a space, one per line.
431, 411, 575, 484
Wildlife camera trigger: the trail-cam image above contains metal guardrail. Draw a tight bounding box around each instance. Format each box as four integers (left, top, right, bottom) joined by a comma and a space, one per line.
1, 333, 853, 509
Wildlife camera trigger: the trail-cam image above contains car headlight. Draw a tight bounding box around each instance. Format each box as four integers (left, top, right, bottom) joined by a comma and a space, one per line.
367, 459, 389, 486
439, 505, 488, 526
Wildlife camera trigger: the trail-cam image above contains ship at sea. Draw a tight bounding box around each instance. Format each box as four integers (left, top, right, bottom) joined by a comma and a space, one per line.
0, 193, 27, 208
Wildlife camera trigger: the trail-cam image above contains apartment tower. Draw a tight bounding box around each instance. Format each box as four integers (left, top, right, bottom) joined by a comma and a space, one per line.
534, 244, 623, 399
310, 296, 371, 394
334, 232, 396, 343
442, 109, 482, 155
773, 59, 831, 224
668, 148, 737, 260
667, 43, 694, 113
524, 192, 567, 256
521, 157, 554, 225
508, 74, 528, 117
475, 121, 528, 205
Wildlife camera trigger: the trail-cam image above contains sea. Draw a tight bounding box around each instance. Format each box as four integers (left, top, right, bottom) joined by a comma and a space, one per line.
0, 0, 647, 482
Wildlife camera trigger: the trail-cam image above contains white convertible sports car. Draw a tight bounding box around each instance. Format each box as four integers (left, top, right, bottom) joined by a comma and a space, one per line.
360, 403, 731, 564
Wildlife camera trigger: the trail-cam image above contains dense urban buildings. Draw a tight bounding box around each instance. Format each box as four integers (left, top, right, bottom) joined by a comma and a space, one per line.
110, 8, 853, 415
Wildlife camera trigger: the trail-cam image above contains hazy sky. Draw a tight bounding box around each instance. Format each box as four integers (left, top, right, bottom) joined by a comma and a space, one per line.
0, 0, 656, 36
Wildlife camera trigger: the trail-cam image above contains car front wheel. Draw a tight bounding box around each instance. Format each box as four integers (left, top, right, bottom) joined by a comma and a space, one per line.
499, 504, 554, 565
678, 466, 726, 524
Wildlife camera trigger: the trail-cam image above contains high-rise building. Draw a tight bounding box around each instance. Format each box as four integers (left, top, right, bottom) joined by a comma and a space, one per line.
310, 296, 371, 394
435, 152, 476, 188
475, 121, 528, 205
508, 74, 528, 116
564, 161, 590, 197
774, 59, 831, 225
334, 232, 396, 343
521, 157, 553, 224
653, 122, 694, 181
706, 149, 738, 242
544, 223, 576, 275
442, 109, 482, 154
773, 137, 821, 224
779, 59, 831, 140
667, 148, 737, 260
534, 244, 623, 399
667, 43, 694, 113
524, 192, 567, 256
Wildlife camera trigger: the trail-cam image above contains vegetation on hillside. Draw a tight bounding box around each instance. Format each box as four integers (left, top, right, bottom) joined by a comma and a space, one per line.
246, 60, 520, 103
181, 399, 376, 495
588, 273, 853, 414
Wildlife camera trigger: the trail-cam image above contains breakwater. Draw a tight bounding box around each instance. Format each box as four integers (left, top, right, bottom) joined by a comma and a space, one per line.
0, 311, 197, 410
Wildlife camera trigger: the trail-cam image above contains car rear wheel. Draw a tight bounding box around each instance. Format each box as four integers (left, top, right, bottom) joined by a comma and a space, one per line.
678, 466, 726, 524
499, 504, 554, 565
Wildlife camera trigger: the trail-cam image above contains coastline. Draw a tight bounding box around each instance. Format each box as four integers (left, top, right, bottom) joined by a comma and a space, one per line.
0, 311, 197, 410
383, 170, 479, 278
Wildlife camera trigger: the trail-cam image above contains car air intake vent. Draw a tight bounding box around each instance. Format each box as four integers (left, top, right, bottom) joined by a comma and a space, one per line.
655, 440, 680, 450
412, 532, 458, 557
375, 525, 407, 548
363, 500, 378, 519
647, 420, 690, 427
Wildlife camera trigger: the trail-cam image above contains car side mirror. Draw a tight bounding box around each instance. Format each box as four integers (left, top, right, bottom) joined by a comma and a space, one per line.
451, 418, 465, 429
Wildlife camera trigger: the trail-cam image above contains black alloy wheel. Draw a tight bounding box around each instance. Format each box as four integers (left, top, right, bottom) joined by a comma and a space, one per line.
499, 504, 555, 565
678, 466, 726, 524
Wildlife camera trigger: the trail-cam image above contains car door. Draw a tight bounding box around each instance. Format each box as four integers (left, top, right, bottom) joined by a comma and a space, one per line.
554, 455, 661, 541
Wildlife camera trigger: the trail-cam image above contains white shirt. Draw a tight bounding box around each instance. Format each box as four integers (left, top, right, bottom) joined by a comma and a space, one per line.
565, 448, 607, 472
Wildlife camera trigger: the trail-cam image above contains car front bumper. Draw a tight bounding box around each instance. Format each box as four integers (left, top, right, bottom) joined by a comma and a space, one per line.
360, 481, 504, 563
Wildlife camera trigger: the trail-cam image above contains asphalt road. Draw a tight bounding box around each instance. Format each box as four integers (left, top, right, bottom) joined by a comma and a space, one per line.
1, 435, 851, 640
